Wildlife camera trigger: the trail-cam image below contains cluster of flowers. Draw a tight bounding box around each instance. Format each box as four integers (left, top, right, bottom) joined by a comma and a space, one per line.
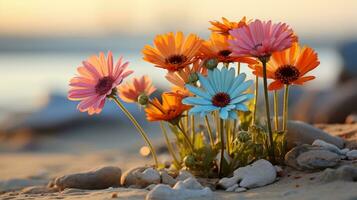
68, 17, 320, 177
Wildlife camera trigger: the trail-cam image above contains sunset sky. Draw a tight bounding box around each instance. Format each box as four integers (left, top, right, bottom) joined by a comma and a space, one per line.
0, 0, 357, 41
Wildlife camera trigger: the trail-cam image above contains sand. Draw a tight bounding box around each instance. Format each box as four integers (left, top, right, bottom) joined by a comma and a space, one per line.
0, 123, 357, 200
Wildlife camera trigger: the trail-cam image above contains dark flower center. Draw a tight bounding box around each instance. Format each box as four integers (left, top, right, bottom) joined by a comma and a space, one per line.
165, 54, 187, 65
275, 65, 300, 84
218, 50, 232, 57
95, 76, 114, 95
212, 92, 231, 107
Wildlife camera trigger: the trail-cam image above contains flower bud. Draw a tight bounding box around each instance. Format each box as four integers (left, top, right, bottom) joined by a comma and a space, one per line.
137, 93, 149, 105
204, 58, 218, 70
188, 72, 199, 84
183, 154, 196, 168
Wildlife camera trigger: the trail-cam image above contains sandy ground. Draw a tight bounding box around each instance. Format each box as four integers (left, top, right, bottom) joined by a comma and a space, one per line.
0, 123, 356, 200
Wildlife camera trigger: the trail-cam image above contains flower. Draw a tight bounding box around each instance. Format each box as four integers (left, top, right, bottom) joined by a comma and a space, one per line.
165, 60, 207, 88
229, 20, 298, 58
199, 33, 257, 64
142, 32, 202, 72
68, 51, 133, 115
249, 43, 320, 90
209, 17, 248, 36
182, 68, 253, 119
118, 75, 156, 104
145, 92, 190, 123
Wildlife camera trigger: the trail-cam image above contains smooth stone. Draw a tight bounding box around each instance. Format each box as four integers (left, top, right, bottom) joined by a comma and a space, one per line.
234, 187, 247, 193
312, 139, 343, 155
160, 170, 177, 186
225, 184, 238, 192
285, 144, 340, 170
341, 148, 350, 154
135, 168, 161, 186
176, 170, 194, 181
234, 159, 276, 189
55, 166, 121, 190
120, 166, 149, 188
146, 183, 213, 200
346, 150, 357, 160
145, 184, 157, 191
346, 114, 357, 124
319, 165, 357, 182
296, 150, 340, 170
0, 178, 48, 192
217, 176, 240, 189
21, 186, 58, 194
181, 177, 203, 190
284, 120, 344, 149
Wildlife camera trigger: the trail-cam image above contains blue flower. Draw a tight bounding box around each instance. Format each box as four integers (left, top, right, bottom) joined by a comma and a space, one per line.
182, 68, 253, 119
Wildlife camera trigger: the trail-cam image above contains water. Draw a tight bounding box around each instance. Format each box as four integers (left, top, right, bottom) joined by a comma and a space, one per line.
0, 48, 342, 113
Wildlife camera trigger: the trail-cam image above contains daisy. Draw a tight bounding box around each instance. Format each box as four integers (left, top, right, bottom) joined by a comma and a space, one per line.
229, 20, 298, 59
249, 43, 320, 90
182, 68, 253, 119
145, 92, 190, 123
142, 32, 202, 72
209, 17, 248, 36
68, 51, 133, 115
199, 33, 257, 64
118, 75, 156, 104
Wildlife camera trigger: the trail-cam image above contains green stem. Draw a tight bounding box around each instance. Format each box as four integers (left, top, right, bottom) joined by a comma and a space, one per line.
190, 115, 195, 145
261, 60, 275, 163
225, 120, 230, 154
176, 123, 195, 152
111, 96, 159, 167
218, 118, 224, 178
160, 122, 180, 168
283, 85, 289, 131
273, 90, 279, 131
252, 75, 259, 125
204, 116, 215, 147
237, 62, 241, 74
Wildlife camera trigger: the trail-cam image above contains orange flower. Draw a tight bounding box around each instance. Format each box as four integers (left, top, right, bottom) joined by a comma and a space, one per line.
118, 75, 156, 103
145, 92, 190, 123
209, 17, 248, 36
199, 33, 257, 64
249, 43, 320, 90
165, 60, 207, 88
142, 32, 202, 72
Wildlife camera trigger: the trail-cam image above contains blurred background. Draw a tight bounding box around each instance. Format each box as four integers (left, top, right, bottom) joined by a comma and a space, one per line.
1, 0, 357, 156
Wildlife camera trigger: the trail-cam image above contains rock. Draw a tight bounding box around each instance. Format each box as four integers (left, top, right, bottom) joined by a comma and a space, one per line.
181, 177, 203, 190
217, 176, 240, 189
121, 166, 149, 188
21, 186, 58, 194
346, 150, 357, 160
176, 170, 194, 181
234, 159, 276, 189
296, 150, 340, 170
146, 182, 213, 200
225, 184, 238, 192
284, 120, 344, 149
234, 187, 247, 193
160, 170, 177, 186
341, 148, 350, 154
285, 144, 341, 170
134, 168, 161, 187
145, 184, 157, 191
312, 139, 343, 155
0, 178, 48, 192
346, 114, 357, 124
319, 165, 357, 182
55, 166, 121, 190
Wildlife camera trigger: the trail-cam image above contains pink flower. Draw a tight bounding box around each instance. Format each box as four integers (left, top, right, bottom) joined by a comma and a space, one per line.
118, 75, 156, 103
68, 51, 133, 115
229, 20, 298, 58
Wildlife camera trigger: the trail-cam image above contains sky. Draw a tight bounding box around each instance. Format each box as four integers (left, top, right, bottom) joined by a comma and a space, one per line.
0, 0, 357, 42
